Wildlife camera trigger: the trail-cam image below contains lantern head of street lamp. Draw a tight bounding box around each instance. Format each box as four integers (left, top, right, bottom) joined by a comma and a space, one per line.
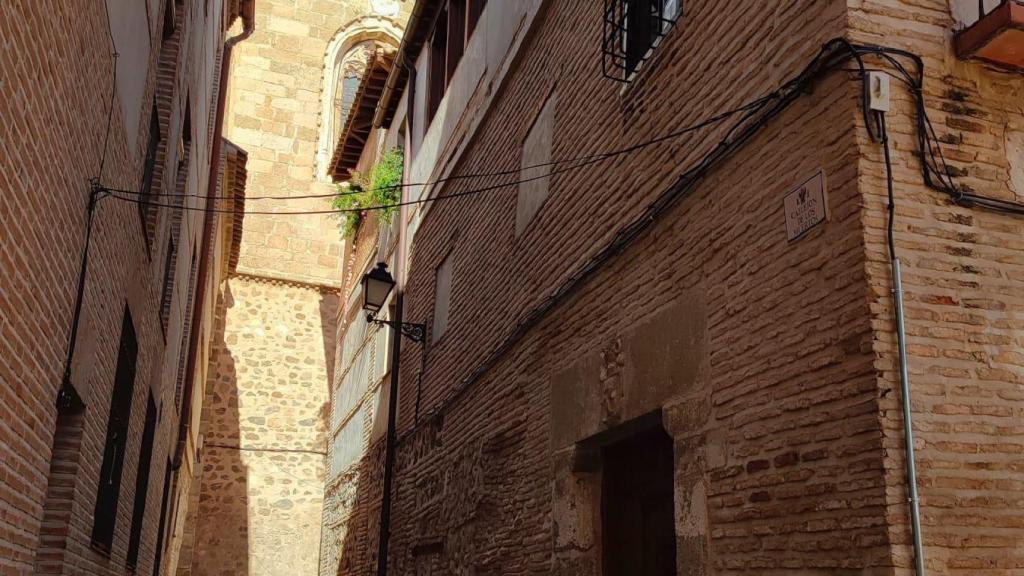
362, 262, 396, 314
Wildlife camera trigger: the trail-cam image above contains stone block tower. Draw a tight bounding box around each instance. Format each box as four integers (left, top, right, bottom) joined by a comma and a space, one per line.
178, 1, 406, 575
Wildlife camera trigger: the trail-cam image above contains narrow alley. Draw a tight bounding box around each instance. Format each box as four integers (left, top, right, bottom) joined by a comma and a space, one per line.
2, 1, 1024, 576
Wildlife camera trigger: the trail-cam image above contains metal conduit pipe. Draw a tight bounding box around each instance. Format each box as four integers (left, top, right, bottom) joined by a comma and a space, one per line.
892, 258, 926, 576
880, 113, 926, 576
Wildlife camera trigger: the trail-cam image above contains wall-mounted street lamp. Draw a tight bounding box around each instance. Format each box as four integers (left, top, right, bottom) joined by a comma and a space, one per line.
361, 261, 426, 576
362, 262, 426, 342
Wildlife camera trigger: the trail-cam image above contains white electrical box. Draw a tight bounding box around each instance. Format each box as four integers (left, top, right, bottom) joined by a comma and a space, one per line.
867, 71, 891, 112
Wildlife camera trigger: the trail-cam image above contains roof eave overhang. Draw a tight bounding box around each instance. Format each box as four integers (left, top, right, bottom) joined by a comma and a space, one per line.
372, 0, 444, 129
330, 49, 398, 180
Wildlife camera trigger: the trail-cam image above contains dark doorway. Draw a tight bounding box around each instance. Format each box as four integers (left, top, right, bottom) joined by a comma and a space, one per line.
601, 424, 677, 576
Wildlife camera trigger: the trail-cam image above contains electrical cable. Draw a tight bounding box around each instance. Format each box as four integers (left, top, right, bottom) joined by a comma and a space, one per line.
880, 113, 897, 259
97, 0, 119, 181
858, 44, 1024, 216
103, 93, 780, 203
103, 149, 615, 215
101, 97, 784, 216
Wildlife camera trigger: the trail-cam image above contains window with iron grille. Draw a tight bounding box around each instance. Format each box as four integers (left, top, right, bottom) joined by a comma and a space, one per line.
139, 103, 162, 244
602, 0, 682, 82
91, 306, 139, 554
159, 237, 176, 334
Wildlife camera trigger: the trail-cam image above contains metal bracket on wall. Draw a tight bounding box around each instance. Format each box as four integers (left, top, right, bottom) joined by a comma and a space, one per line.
367, 312, 427, 343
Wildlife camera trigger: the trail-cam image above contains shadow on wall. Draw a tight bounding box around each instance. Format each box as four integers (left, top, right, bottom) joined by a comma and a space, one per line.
190, 284, 250, 576
320, 294, 338, 390
185, 279, 337, 576
325, 436, 385, 576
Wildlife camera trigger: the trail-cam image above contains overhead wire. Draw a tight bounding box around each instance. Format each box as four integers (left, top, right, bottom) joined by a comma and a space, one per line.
105, 148, 616, 215
96, 2, 119, 181
859, 44, 1024, 215
101, 92, 781, 204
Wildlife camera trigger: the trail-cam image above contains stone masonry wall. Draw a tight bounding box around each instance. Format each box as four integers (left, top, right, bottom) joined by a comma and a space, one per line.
223, 0, 404, 287
333, 1, 907, 575
187, 275, 336, 576
849, 1, 1024, 574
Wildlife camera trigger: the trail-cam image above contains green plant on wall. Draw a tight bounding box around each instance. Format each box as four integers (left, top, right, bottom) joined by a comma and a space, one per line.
333, 146, 404, 238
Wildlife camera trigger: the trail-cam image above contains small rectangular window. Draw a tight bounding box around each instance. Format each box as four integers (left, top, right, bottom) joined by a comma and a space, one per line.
152, 459, 173, 576
91, 306, 139, 554
432, 253, 453, 343
447, 0, 467, 81
467, 0, 487, 38
178, 98, 191, 172
602, 423, 676, 576
175, 249, 198, 409
516, 92, 556, 236
126, 393, 158, 569
162, 0, 176, 39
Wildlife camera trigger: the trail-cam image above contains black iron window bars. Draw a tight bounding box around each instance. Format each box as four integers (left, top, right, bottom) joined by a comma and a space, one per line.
602, 0, 681, 82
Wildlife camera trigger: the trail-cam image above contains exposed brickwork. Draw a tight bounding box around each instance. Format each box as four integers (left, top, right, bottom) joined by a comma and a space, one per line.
849, 1, 1024, 574
0, 1, 237, 575
33, 409, 87, 575
327, 0, 1015, 569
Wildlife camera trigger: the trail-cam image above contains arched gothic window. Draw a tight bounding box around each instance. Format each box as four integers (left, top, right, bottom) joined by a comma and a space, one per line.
331, 42, 373, 152
316, 17, 403, 181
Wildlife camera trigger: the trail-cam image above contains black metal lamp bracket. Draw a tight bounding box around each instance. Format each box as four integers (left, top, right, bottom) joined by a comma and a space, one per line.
367, 312, 427, 343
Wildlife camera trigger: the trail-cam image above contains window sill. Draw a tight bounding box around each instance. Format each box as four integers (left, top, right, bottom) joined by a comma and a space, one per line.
617, 32, 674, 99
90, 540, 113, 559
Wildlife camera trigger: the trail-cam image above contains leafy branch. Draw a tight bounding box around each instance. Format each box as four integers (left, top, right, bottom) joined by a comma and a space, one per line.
333, 146, 404, 238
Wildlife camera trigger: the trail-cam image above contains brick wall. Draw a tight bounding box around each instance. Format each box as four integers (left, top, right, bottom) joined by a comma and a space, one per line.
849, 1, 1024, 573
338, 1, 1024, 574
331, 0, 918, 574
0, 1, 234, 575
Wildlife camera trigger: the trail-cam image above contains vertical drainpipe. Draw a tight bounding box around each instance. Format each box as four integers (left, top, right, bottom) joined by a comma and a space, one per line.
375, 55, 417, 576
172, 0, 255, 471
